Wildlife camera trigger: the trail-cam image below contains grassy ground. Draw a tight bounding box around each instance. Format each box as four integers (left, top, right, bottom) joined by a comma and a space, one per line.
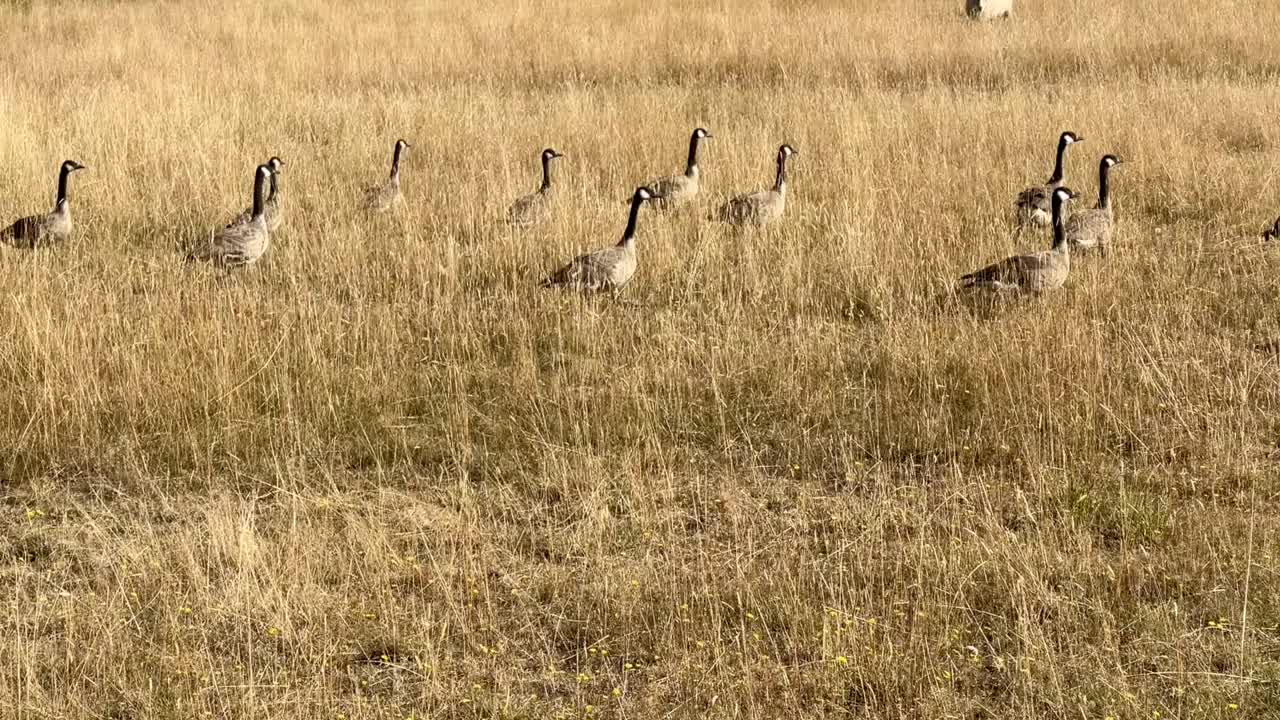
3, 0, 1280, 717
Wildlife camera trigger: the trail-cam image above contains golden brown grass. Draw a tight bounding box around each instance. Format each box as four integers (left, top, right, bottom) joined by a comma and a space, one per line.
4, 0, 1280, 717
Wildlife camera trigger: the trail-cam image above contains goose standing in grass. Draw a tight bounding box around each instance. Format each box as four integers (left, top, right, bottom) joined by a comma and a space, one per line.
1262, 217, 1279, 242
646, 127, 711, 210
961, 187, 1078, 292
1, 160, 88, 249
507, 148, 564, 227
1066, 154, 1124, 254
715, 144, 796, 227
191, 164, 273, 268
1015, 131, 1082, 234
227, 156, 285, 232
540, 186, 654, 293
966, 0, 1013, 20
364, 139, 410, 213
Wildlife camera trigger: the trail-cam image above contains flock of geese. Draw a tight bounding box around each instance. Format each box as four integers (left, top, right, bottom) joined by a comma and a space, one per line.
1, 129, 1273, 293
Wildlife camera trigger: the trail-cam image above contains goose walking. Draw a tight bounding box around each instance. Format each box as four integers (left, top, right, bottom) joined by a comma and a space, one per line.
540, 186, 654, 293
646, 127, 711, 209
962, 187, 1078, 292
1, 160, 88, 249
227, 156, 285, 232
1015, 131, 1082, 233
715, 144, 796, 227
364, 139, 410, 213
1066, 154, 1124, 253
507, 148, 564, 227
192, 164, 273, 268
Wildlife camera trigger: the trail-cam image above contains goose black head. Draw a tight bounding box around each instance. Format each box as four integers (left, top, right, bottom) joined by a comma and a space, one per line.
62, 160, 88, 173
542, 148, 564, 161
778, 144, 797, 160
693, 127, 712, 140
267, 156, 285, 173
635, 186, 656, 202
1060, 131, 1083, 146
1052, 186, 1078, 204
396, 139, 411, 151
1102, 154, 1123, 168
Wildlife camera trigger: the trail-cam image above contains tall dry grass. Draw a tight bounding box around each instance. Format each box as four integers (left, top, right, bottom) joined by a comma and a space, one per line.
3, 0, 1280, 717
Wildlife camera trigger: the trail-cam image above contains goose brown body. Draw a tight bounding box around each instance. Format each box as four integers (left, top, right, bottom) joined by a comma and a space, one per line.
647, 128, 711, 210
364, 139, 410, 213
193, 165, 273, 268
1, 160, 88, 249
507, 148, 564, 227
963, 187, 1078, 292
541, 187, 654, 292
716, 144, 796, 227
1066, 155, 1124, 252
1015, 131, 1082, 230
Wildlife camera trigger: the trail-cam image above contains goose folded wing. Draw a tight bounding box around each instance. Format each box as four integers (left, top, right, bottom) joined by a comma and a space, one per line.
962, 251, 1053, 286
1015, 186, 1049, 210
2, 214, 46, 248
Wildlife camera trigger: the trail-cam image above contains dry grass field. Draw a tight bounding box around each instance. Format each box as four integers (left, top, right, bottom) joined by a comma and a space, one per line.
3, 0, 1280, 717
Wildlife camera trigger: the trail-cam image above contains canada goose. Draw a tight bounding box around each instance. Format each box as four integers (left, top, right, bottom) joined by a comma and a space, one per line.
646, 127, 712, 209
966, 0, 1013, 20
192, 164, 273, 268
227, 156, 285, 232
1066, 154, 1124, 253
540, 186, 654, 293
364, 139, 410, 212
507, 148, 564, 227
715, 144, 796, 227
1015, 131, 1083, 232
1, 160, 88, 249
1262, 217, 1279, 242
961, 187, 1078, 292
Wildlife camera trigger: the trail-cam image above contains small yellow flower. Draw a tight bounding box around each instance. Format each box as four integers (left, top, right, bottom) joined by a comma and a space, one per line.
835, 655, 849, 665
612, 687, 621, 697
266, 627, 280, 638
1228, 704, 1239, 711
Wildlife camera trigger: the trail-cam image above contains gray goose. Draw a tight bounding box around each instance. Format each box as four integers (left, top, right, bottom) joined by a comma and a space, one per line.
192, 164, 273, 268
647, 127, 711, 210
1015, 131, 1082, 234
227, 156, 285, 232
540, 186, 654, 293
1, 160, 88, 249
507, 148, 564, 227
962, 187, 1078, 292
364, 139, 410, 213
1066, 154, 1124, 254
715, 144, 796, 227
